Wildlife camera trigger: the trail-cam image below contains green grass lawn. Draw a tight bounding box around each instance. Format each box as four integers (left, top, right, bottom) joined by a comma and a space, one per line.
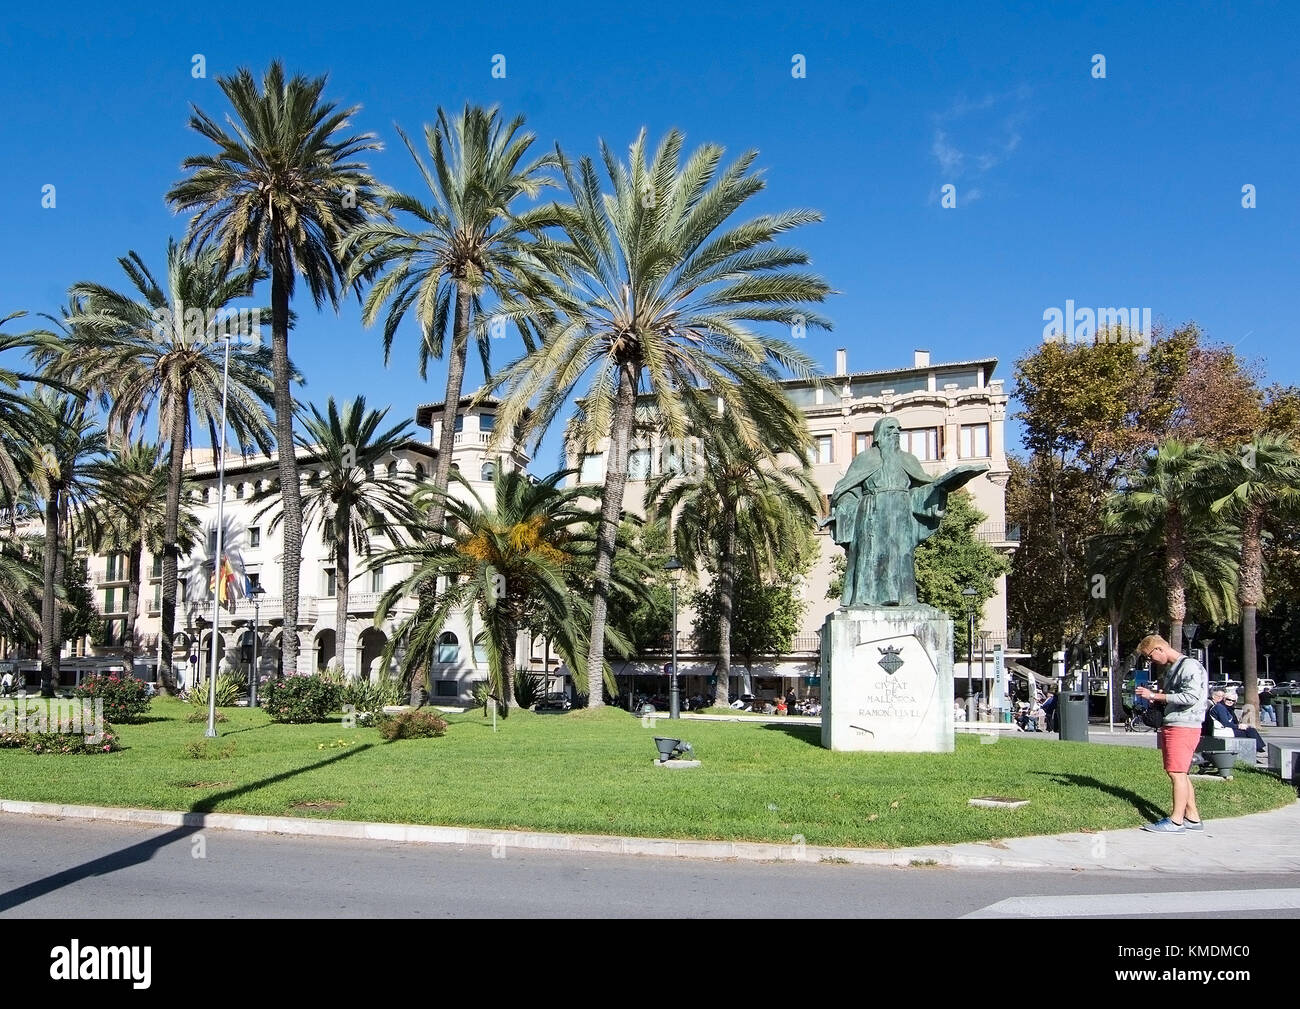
1, 698, 1292, 848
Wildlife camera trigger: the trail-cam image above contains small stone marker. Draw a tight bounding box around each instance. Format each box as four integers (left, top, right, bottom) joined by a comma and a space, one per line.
968, 796, 1029, 809
654, 759, 701, 769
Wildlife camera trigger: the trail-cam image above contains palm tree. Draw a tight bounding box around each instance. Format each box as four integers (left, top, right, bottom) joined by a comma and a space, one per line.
31, 392, 105, 695
42, 244, 277, 692
0, 312, 61, 514
341, 104, 562, 535
484, 129, 831, 706
645, 395, 819, 706
1210, 435, 1300, 708
1103, 439, 1239, 658
0, 541, 42, 645
253, 396, 416, 671
372, 465, 639, 713
88, 441, 198, 669
167, 60, 386, 677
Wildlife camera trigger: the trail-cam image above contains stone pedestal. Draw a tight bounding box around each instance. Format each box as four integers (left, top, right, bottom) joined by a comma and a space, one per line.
820, 605, 954, 753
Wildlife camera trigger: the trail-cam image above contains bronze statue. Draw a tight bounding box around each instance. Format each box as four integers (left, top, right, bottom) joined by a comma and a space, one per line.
824, 417, 986, 607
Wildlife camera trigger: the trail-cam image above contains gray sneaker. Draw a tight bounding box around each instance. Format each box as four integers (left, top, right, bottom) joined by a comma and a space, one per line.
1183, 819, 1204, 831
1142, 817, 1186, 833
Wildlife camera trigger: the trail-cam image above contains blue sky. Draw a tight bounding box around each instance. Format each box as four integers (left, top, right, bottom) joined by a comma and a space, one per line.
3, 1, 1297, 469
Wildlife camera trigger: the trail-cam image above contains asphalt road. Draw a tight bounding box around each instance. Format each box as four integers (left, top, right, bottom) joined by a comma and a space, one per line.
1, 813, 1297, 919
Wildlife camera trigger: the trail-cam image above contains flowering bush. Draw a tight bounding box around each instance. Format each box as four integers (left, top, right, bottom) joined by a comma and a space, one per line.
260, 675, 340, 724
374, 710, 448, 741
73, 673, 152, 723
0, 726, 120, 755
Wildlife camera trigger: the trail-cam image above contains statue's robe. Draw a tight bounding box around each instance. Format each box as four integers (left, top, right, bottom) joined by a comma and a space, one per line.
829, 446, 951, 606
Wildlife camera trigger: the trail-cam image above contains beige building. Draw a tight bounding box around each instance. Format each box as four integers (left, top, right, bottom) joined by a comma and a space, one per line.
569, 348, 1019, 697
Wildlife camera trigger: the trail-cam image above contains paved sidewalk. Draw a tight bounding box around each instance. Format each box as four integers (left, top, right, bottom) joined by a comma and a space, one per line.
3, 791, 1296, 875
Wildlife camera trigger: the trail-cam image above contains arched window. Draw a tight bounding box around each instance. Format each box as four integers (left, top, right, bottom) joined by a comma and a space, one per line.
481, 462, 495, 482
415, 463, 426, 481
473, 636, 489, 665
387, 461, 398, 479
436, 632, 459, 663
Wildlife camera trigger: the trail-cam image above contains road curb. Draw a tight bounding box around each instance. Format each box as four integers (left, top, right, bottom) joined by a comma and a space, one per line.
0, 798, 1051, 869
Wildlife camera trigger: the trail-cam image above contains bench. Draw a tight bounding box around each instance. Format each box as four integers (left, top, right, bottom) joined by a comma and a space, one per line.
1194, 736, 1256, 768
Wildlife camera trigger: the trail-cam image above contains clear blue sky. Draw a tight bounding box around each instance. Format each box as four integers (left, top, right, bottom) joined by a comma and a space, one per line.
3, 1, 1297, 469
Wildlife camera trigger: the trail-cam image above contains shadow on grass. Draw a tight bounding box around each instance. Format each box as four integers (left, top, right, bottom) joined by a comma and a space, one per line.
0, 744, 373, 913
1031, 771, 1165, 822
759, 722, 822, 747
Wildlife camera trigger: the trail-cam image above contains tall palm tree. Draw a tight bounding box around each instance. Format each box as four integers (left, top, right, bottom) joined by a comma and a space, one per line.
484, 129, 831, 706
1210, 435, 1300, 708
253, 396, 416, 671
88, 441, 198, 669
372, 465, 639, 712
167, 60, 386, 676
341, 104, 562, 535
1103, 439, 1238, 657
31, 392, 105, 695
645, 394, 819, 706
42, 245, 277, 693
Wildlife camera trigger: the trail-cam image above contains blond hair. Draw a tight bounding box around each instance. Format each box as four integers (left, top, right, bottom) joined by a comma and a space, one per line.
1137, 634, 1170, 656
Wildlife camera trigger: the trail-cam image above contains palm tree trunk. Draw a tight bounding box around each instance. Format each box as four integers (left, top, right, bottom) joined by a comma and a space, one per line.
498, 618, 517, 718
336, 503, 350, 677
426, 281, 471, 533
1108, 606, 1125, 723
1240, 505, 1264, 710
39, 491, 60, 696
123, 541, 142, 668
582, 362, 639, 707
54, 496, 69, 664
270, 260, 302, 676
715, 515, 736, 707
1165, 506, 1186, 655
158, 392, 188, 695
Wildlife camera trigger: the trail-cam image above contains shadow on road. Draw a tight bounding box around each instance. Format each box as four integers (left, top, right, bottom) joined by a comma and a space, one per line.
0, 744, 373, 913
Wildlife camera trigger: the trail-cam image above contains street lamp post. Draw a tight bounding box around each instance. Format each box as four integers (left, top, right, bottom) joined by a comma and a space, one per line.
205, 334, 232, 739
249, 584, 265, 709
665, 556, 683, 719
962, 586, 978, 720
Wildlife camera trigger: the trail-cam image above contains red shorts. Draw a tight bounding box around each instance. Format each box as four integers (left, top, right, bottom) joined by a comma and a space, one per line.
1158, 725, 1201, 773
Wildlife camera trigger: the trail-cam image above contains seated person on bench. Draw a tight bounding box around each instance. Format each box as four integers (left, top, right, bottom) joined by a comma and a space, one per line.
1204, 687, 1265, 753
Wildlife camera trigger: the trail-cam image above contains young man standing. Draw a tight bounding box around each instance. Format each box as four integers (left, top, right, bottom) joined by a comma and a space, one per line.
1135, 634, 1209, 833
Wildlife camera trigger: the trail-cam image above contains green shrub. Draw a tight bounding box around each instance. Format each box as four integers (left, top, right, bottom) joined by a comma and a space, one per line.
261, 674, 340, 724
374, 709, 448, 741
188, 671, 244, 708
512, 670, 546, 708
183, 739, 238, 760
72, 673, 152, 723
185, 707, 228, 723
341, 670, 404, 717
0, 723, 121, 755
471, 680, 492, 715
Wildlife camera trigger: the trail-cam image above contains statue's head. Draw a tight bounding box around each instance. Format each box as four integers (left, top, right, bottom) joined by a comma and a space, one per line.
872, 417, 902, 452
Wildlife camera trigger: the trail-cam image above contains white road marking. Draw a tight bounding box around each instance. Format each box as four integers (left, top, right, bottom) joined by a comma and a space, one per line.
965, 888, 1300, 918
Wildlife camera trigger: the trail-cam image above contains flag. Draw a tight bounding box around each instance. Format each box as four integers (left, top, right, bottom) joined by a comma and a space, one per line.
209, 556, 242, 609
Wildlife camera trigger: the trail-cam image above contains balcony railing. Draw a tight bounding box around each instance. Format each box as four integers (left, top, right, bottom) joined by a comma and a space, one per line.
975, 524, 1021, 544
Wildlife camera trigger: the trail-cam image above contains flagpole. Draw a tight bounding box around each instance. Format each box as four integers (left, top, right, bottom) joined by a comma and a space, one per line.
206, 335, 232, 738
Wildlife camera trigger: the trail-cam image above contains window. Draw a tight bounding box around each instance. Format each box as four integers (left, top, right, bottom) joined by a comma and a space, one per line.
324, 568, 336, 597
366, 462, 375, 481
628, 447, 652, 480
902, 427, 940, 461
436, 632, 459, 663
105, 554, 121, 580
479, 413, 495, 432
208, 530, 218, 555
150, 583, 161, 613
235, 482, 245, 499
579, 453, 605, 484
853, 432, 871, 456
104, 587, 116, 612
207, 486, 215, 502
661, 443, 685, 475
959, 423, 990, 459
473, 636, 489, 665
387, 461, 398, 479
481, 462, 495, 482
249, 527, 261, 548
151, 555, 163, 578
370, 566, 383, 593
415, 463, 426, 481
810, 434, 833, 465
453, 414, 465, 433
434, 680, 460, 697
246, 572, 261, 592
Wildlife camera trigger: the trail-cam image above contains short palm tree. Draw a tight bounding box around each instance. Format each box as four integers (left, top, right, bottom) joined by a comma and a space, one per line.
340, 103, 561, 534
1103, 439, 1239, 655
254, 397, 417, 670
43, 244, 277, 692
31, 392, 105, 695
1210, 435, 1300, 708
88, 441, 198, 669
0, 541, 42, 645
485, 129, 831, 705
372, 465, 637, 712
0, 312, 58, 507
645, 396, 819, 706
167, 60, 386, 676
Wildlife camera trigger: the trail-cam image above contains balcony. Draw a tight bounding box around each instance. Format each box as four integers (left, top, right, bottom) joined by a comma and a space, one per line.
975, 524, 1021, 545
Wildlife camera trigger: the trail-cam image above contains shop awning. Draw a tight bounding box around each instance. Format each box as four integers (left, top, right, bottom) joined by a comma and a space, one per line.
1006, 660, 1057, 687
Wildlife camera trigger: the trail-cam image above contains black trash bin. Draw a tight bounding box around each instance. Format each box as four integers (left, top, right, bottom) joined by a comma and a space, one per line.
1278, 701, 1293, 728
1058, 692, 1089, 741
